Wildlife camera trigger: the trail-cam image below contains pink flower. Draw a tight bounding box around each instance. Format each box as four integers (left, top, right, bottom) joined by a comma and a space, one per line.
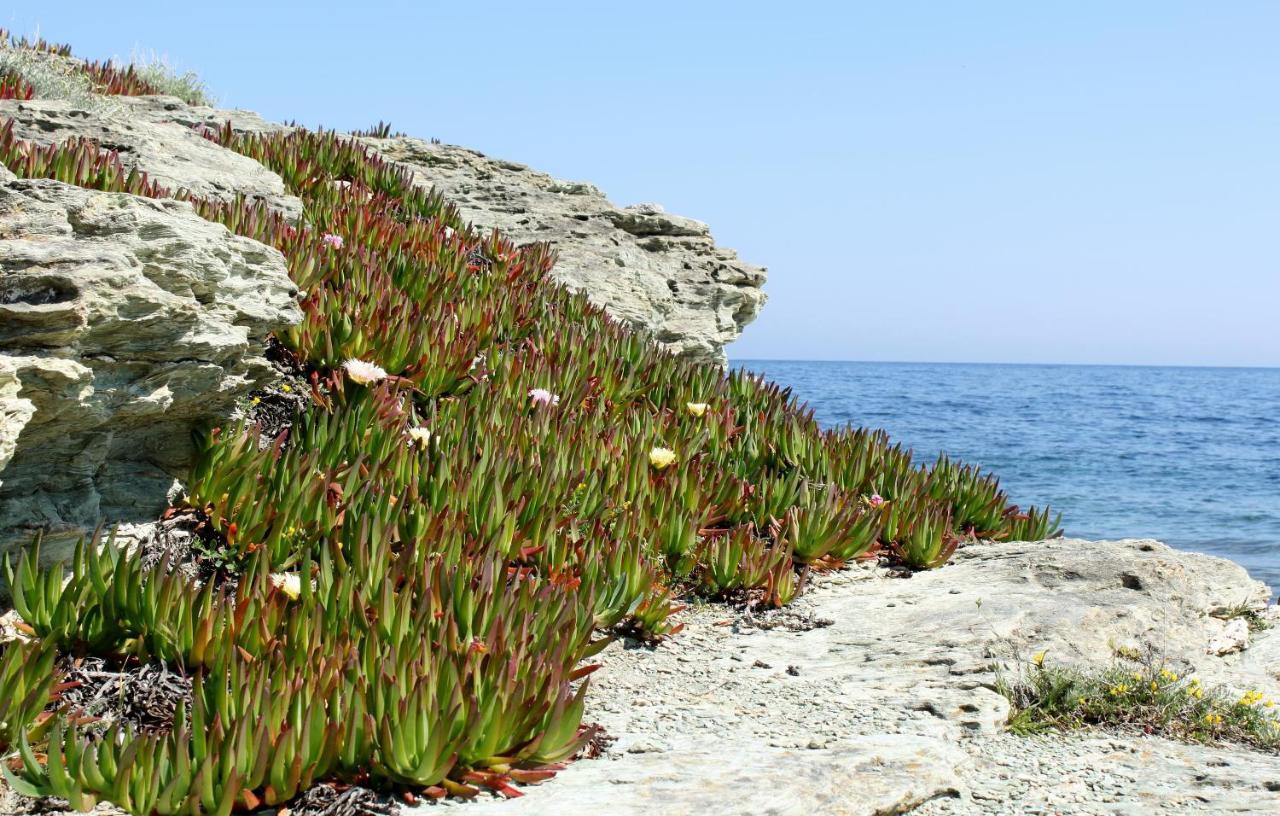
322, 233, 344, 250
528, 388, 561, 407
868, 494, 886, 508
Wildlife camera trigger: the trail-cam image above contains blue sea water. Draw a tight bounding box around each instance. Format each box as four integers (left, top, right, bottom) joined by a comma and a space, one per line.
733, 360, 1280, 592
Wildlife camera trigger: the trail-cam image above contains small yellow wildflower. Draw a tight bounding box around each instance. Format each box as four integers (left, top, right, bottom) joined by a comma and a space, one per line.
1077, 696, 1088, 706
1150, 681, 1159, 692
1159, 668, 1178, 682
1109, 684, 1130, 696
251, 396, 261, 406
1031, 651, 1047, 667
281, 383, 292, 393
1189, 686, 1204, 700
1203, 712, 1224, 727
685, 402, 709, 417
649, 447, 677, 470
1132, 672, 1143, 682
1239, 690, 1265, 706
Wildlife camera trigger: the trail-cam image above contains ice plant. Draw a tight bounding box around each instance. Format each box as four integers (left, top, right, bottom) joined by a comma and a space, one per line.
649, 447, 677, 470
343, 358, 388, 384
0, 70, 1069, 813
528, 388, 561, 407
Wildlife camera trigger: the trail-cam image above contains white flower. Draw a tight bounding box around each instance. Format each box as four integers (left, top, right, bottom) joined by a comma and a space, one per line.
270, 573, 302, 600
407, 427, 432, 450
685, 402, 709, 417
343, 358, 388, 385
649, 447, 677, 470
528, 388, 561, 407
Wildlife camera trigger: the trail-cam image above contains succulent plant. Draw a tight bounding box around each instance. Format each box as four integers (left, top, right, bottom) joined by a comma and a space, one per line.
0, 98, 1063, 812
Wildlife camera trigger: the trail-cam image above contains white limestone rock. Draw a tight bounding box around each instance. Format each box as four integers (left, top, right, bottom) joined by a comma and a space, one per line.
0, 177, 300, 558
364, 137, 767, 365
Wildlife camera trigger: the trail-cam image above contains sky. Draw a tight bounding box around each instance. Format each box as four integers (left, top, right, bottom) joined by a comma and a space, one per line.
6, 1, 1279, 367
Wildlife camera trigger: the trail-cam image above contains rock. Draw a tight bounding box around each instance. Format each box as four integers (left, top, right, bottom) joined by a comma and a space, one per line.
0, 177, 300, 560
362, 137, 767, 365
1209, 617, 1251, 656
404, 539, 1280, 814
450, 738, 962, 816
0, 97, 302, 220
0, 93, 764, 365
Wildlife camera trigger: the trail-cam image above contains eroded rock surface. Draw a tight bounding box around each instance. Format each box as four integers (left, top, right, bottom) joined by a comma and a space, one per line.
0, 96, 301, 220
0, 176, 300, 557
0, 92, 765, 365
431, 539, 1280, 815
366, 137, 767, 365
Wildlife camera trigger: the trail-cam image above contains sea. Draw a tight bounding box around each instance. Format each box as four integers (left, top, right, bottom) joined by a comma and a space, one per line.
733, 360, 1280, 593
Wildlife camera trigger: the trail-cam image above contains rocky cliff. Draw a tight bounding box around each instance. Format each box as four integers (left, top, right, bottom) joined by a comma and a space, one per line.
0, 169, 299, 553
365, 137, 767, 365
0, 94, 764, 550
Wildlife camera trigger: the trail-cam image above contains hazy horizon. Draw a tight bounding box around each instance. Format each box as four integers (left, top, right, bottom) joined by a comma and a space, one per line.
6, 1, 1279, 368
733, 357, 1280, 370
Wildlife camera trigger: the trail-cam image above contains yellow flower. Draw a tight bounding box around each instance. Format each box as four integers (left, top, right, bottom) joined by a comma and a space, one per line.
270, 573, 302, 600
1159, 669, 1178, 682
1239, 690, 1265, 707
251, 396, 261, 406
1189, 686, 1204, 700
685, 402, 709, 417
649, 447, 677, 470
1077, 696, 1088, 706
280, 384, 292, 393
1203, 712, 1223, 726
1132, 672, 1143, 682
1109, 684, 1130, 696
1150, 681, 1159, 692
1031, 651, 1046, 667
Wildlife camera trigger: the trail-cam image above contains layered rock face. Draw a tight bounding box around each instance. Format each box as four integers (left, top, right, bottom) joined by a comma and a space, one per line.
0, 174, 299, 555
0, 96, 768, 365
367, 137, 767, 365
0, 97, 301, 219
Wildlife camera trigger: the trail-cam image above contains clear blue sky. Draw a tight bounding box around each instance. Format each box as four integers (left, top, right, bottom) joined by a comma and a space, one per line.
8, 2, 1279, 366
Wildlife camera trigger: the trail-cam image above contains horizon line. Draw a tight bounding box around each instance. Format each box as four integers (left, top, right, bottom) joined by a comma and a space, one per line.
730, 357, 1280, 371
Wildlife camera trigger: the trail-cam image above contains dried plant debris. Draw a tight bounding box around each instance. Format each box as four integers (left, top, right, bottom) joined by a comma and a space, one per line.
575, 725, 617, 760
289, 784, 399, 816
58, 656, 192, 734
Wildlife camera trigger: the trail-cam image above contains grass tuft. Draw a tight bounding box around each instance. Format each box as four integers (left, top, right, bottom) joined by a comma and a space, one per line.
122, 49, 214, 105
999, 655, 1280, 751
0, 43, 105, 110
